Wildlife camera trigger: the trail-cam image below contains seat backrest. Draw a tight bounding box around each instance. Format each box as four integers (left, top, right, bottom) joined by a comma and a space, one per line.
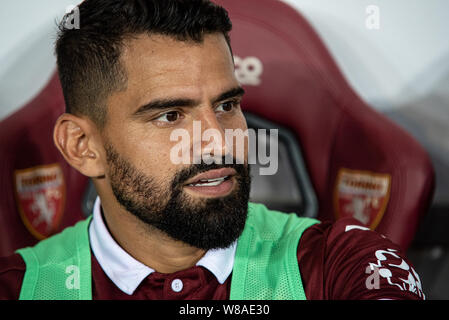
0, 73, 89, 257
215, 0, 435, 251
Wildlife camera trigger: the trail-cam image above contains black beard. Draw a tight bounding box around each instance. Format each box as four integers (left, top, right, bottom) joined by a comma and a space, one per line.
105, 143, 251, 250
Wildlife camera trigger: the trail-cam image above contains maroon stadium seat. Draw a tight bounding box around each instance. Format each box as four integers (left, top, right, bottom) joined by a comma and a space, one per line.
0, 0, 435, 256
0, 73, 89, 256
215, 0, 435, 251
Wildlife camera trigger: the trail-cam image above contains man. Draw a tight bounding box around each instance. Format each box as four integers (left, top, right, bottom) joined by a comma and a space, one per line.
0, 0, 424, 300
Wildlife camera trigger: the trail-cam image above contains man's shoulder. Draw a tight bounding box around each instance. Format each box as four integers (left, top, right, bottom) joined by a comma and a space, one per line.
0, 253, 25, 300
0, 218, 92, 300
299, 217, 425, 300
305, 216, 393, 246
248, 202, 319, 225
303, 216, 406, 262
247, 202, 320, 242
17, 218, 92, 263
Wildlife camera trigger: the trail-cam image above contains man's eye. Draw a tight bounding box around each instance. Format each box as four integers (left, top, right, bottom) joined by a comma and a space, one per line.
154, 111, 180, 122
216, 101, 236, 112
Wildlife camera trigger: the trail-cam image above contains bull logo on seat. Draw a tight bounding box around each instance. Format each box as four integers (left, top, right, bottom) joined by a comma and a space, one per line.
14, 164, 65, 239
334, 168, 391, 230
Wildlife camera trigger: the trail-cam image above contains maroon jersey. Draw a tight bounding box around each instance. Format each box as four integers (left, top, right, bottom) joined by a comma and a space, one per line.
0, 217, 424, 300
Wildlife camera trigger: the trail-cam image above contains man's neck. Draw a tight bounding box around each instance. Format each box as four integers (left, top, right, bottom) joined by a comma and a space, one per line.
100, 200, 206, 274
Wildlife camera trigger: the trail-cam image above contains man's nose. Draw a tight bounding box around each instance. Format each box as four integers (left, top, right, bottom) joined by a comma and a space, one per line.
193, 109, 229, 161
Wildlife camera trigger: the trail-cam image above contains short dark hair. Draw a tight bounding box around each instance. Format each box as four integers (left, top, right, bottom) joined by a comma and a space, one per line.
55, 0, 233, 128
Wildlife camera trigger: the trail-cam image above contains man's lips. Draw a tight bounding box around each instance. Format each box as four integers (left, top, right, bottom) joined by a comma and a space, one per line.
183, 167, 237, 186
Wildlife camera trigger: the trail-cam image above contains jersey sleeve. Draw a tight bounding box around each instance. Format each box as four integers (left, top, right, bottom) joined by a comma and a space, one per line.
0, 253, 26, 300
298, 217, 425, 300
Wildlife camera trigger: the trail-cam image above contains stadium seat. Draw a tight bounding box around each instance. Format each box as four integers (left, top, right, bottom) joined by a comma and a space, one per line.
0, 0, 435, 255
0, 73, 89, 257
215, 0, 435, 251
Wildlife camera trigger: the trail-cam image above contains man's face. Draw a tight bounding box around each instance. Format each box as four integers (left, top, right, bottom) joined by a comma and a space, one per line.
101, 33, 251, 250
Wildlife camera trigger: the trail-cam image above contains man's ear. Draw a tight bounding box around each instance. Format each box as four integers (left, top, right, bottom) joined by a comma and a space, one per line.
53, 113, 105, 178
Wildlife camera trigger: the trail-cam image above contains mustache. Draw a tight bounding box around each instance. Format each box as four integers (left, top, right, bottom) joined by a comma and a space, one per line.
171, 156, 249, 190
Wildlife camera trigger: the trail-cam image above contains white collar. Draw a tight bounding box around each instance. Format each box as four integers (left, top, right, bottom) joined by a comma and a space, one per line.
88, 197, 237, 295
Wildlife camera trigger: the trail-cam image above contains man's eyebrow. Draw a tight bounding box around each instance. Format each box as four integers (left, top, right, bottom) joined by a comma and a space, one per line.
133, 86, 245, 116
212, 86, 245, 104
133, 98, 198, 116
